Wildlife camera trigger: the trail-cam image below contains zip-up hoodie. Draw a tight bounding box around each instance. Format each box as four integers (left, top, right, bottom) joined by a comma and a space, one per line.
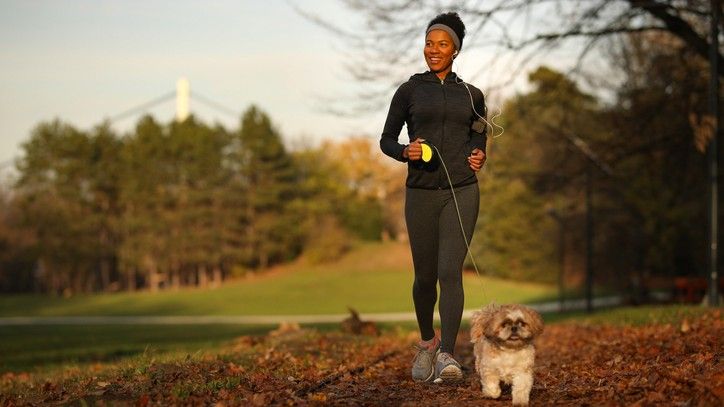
380, 71, 487, 189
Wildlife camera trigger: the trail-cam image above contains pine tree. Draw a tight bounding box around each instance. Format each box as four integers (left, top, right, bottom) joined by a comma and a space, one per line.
237, 106, 300, 269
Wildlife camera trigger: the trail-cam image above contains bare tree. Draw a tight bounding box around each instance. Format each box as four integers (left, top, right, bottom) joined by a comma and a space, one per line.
294, 0, 720, 112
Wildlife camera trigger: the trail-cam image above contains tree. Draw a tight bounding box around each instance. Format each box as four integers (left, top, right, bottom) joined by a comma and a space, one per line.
289, 137, 398, 263
470, 66, 604, 282
237, 106, 301, 269
297, 0, 720, 111
596, 31, 711, 294
14, 119, 124, 294
3, 105, 407, 293
0, 184, 35, 292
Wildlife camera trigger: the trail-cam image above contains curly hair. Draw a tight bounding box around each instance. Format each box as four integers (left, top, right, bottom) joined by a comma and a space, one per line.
426, 12, 466, 50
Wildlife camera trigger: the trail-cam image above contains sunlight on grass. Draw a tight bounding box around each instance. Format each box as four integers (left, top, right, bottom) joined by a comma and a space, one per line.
0, 242, 557, 317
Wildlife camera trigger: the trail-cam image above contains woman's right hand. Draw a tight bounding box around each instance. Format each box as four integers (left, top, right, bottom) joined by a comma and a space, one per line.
403, 138, 425, 161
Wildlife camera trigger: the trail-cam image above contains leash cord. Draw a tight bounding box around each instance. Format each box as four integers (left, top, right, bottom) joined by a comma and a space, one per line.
431, 144, 484, 282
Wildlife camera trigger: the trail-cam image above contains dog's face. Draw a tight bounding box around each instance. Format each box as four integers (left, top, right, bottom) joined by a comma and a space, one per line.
470, 304, 543, 349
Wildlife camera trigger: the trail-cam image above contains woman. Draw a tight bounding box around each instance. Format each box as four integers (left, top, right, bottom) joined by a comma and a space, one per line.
379, 12, 487, 383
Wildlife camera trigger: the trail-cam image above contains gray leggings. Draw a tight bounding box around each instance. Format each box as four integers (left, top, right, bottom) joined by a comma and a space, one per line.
405, 182, 479, 355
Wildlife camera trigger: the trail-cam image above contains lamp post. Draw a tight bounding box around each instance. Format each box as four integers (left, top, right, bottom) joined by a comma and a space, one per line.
707, 0, 720, 306
547, 207, 566, 311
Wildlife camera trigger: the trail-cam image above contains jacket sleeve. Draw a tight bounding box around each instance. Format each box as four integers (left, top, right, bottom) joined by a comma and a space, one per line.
380, 83, 411, 162
467, 86, 488, 154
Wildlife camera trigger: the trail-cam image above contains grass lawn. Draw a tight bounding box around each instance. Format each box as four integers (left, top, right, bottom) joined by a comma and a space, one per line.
0, 324, 273, 373
1, 304, 715, 373
5, 242, 710, 375
0, 242, 557, 317
543, 303, 719, 326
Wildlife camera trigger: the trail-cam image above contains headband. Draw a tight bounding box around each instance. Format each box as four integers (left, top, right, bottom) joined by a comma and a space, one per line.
426, 23, 461, 50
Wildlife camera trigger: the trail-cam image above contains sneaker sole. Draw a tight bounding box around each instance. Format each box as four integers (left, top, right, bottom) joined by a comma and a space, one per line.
433, 365, 463, 383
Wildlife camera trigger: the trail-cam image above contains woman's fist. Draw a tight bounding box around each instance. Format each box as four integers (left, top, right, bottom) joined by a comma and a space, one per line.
468, 148, 486, 172
403, 138, 426, 161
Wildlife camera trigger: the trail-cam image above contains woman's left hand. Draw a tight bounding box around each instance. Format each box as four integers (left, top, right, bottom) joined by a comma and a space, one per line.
468, 148, 486, 172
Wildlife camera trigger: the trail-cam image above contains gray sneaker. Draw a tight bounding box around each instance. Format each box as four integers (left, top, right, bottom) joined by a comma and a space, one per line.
411, 342, 439, 382
433, 352, 463, 383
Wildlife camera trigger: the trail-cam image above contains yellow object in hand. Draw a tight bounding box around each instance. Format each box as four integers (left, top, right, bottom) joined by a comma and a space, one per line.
421, 143, 433, 162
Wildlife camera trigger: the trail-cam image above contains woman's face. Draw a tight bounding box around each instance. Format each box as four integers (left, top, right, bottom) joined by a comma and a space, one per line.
424, 29, 456, 74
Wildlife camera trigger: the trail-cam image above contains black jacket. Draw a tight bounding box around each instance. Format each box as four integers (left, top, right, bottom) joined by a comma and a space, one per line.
380, 71, 487, 189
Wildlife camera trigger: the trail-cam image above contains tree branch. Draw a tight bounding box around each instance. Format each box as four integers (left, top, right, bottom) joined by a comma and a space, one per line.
510, 25, 669, 50
628, 0, 724, 77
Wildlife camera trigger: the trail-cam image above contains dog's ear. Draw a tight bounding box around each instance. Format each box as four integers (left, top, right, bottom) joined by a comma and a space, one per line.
523, 307, 544, 336
469, 311, 484, 342
475, 303, 501, 340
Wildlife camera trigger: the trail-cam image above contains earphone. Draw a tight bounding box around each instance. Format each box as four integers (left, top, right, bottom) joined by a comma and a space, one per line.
454, 73, 504, 139
443, 49, 504, 138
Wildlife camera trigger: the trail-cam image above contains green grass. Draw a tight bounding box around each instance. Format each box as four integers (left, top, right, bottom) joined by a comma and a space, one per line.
2, 305, 717, 373
542, 304, 717, 326
5, 243, 714, 375
0, 324, 275, 373
0, 242, 557, 317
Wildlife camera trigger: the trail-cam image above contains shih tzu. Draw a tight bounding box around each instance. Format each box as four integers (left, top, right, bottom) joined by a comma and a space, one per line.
469, 303, 544, 406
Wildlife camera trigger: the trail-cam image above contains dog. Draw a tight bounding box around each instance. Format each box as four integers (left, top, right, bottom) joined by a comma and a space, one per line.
469, 303, 544, 406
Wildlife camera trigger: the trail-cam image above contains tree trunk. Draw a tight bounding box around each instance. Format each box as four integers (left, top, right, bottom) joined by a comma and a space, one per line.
148, 267, 160, 293
197, 265, 208, 288
100, 259, 111, 291
171, 269, 181, 290
211, 266, 222, 288
126, 268, 136, 292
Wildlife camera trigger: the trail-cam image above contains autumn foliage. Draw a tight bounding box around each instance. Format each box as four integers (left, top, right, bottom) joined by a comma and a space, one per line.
1, 309, 721, 406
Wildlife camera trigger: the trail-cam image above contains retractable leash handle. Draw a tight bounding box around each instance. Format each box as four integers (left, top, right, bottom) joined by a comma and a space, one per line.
420, 141, 434, 163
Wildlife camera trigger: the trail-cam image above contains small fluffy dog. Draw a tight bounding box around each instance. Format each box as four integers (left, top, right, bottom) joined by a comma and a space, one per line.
469, 303, 544, 406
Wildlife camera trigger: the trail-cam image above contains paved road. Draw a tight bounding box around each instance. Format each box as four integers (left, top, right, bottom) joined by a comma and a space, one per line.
0, 297, 626, 325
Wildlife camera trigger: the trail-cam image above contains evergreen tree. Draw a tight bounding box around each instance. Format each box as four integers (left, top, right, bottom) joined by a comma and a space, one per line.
237, 106, 300, 269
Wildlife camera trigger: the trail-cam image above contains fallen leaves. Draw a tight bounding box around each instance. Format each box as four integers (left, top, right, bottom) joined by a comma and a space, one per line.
0, 309, 721, 406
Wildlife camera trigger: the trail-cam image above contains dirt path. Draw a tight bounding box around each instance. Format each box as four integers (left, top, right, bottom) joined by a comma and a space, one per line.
288, 314, 723, 406
2, 310, 721, 406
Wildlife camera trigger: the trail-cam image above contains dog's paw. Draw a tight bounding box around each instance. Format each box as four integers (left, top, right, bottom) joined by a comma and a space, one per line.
512, 397, 530, 406
482, 383, 501, 399
511, 388, 531, 405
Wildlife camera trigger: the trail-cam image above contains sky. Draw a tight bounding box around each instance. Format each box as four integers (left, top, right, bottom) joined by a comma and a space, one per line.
0, 0, 580, 173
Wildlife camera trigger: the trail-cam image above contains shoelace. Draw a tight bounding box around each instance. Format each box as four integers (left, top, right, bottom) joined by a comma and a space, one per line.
410, 343, 436, 363
436, 352, 460, 367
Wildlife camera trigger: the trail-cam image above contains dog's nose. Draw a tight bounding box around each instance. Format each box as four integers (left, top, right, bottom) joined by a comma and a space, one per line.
511, 325, 518, 332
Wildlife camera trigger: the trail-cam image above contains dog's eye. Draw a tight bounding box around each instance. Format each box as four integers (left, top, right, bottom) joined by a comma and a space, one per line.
519, 321, 527, 327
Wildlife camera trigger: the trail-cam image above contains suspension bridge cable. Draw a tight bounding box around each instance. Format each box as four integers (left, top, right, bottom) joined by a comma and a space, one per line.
191, 91, 240, 119
107, 90, 176, 124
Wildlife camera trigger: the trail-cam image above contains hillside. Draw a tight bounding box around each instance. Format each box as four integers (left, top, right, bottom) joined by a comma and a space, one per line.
0, 242, 556, 317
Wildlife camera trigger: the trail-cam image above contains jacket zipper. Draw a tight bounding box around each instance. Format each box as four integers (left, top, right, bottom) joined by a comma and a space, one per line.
439, 77, 446, 189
